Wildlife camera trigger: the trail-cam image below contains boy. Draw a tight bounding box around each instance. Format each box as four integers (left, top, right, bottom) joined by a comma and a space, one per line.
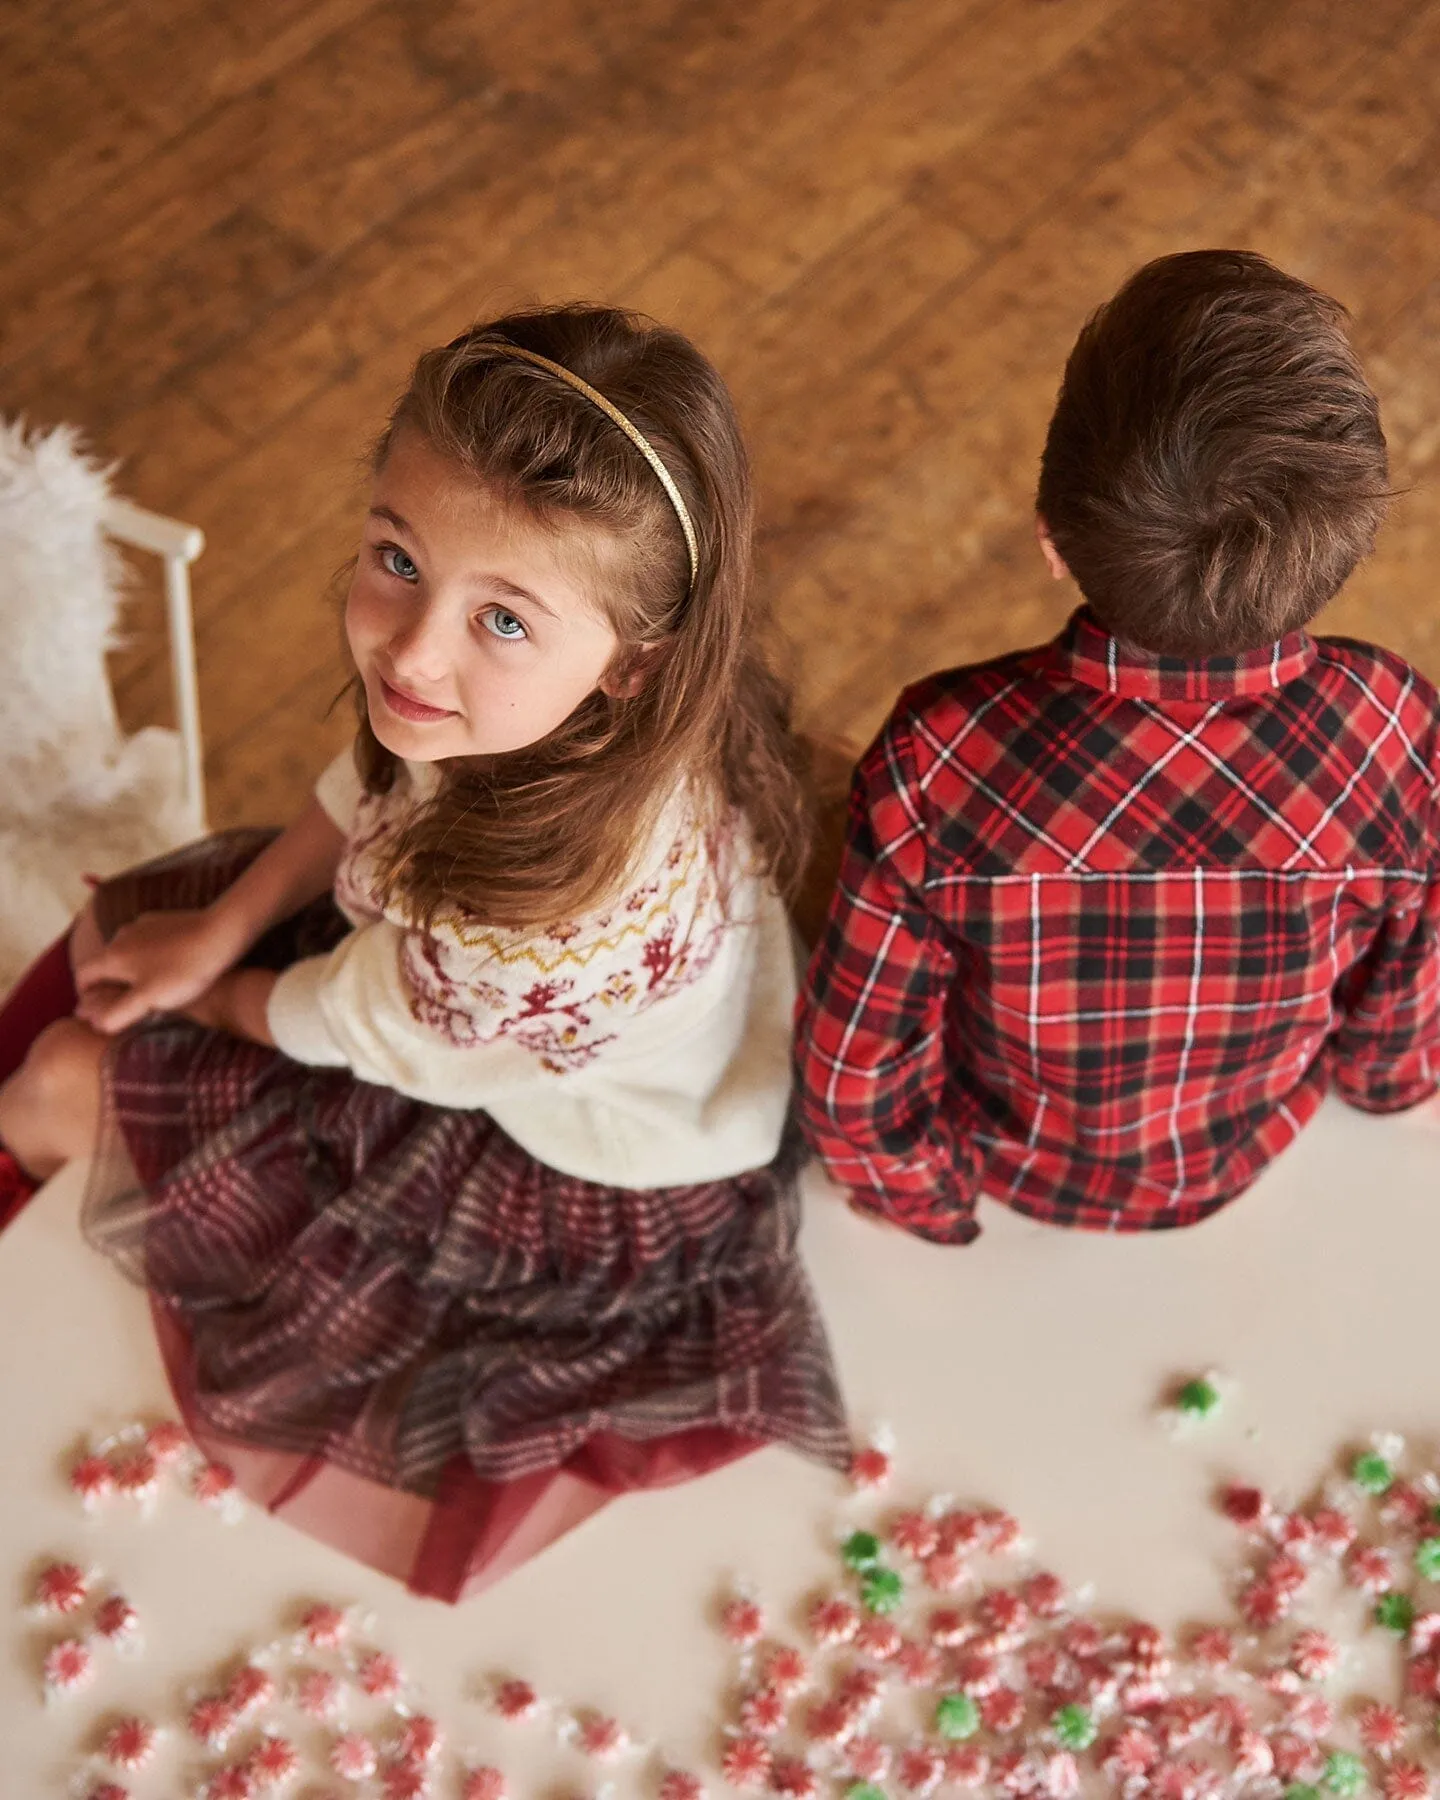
797, 249, 1439, 1242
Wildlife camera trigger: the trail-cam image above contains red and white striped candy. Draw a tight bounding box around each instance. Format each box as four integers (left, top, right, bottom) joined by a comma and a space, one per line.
1100, 1728, 1159, 1778
761, 1646, 811, 1695
94, 1594, 139, 1642
331, 1734, 378, 1780
771, 1756, 819, 1799
719, 1735, 772, 1790
100, 1717, 158, 1771
43, 1637, 94, 1694
849, 1445, 893, 1490
492, 1677, 538, 1720
296, 1668, 342, 1720
205, 1769, 255, 1800
144, 1421, 189, 1464
188, 1697, 237, 1749
193, 1460, 237, 1505
1309, 1506, 1358, 1553
719, 1597, 766, 1646
738, 1687, 786, 1735
248, 1736, 299, 1786
854, 1616, 902, 1661
227, 1664, 275, 1714
1383, 1764, 1433, 1800
395, 1715, 441, 1766
1290, 1628, 1339, 1679
575, 1713, 627, 1760
358, 1651, 404, 1698
807, 1596, 860, 1645
897, 1747, 945, 1795
34, 1560, 88, 1614
890, 1510, 941, 1560
1348, 1546, 1396, 1593
1359, 1702, 1408, 1755
844, 1737, 892, 1781
300, 1603, 347, 1649
70, 1454, 115, 1505
943, 1747, 990, 1788
1188, 1626, 1234, 1669
112, 1452, 158, 1499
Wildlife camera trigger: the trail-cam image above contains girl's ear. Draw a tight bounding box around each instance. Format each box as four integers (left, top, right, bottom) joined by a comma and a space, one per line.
600, 642, 665, 700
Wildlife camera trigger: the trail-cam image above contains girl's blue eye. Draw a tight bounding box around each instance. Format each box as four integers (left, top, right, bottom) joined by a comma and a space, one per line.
482, 608, 527, 641
379, 545, 419, 582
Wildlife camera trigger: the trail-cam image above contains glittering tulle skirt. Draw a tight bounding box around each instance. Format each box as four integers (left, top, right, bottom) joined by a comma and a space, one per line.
2, 834, 849, 1600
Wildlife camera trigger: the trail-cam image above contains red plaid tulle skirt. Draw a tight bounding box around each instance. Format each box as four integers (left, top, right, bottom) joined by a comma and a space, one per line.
30, 833, 849, 1600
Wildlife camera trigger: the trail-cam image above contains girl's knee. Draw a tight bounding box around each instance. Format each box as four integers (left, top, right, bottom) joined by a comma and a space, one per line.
0, 1019, 105, 1179
13, 1019, 104, 1109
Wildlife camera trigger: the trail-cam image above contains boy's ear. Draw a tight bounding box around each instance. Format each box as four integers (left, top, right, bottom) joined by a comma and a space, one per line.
600, 642, 665, 700
1035, 514, 1071, 582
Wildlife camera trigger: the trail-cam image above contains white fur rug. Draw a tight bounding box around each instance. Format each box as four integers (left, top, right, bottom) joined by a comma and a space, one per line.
0, 418, 196, 990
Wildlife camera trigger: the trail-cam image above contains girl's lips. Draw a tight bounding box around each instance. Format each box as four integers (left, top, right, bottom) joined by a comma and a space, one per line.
378, 675, 456, 722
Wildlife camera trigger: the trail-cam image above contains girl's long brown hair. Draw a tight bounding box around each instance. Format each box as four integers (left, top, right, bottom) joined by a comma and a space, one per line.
352, 304, 809, 931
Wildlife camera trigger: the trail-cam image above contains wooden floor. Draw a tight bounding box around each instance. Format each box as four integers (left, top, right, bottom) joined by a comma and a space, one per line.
5, 0, 1440, 836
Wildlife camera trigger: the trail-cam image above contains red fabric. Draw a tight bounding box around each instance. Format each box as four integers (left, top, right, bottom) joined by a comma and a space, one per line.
0, 932, 76, 1086
153, 1300, 761, 1601
0, 932, 76, 1230
797, 607, 1440, 1241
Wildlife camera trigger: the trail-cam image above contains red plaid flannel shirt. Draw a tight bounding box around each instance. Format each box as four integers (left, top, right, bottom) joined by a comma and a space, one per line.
796, 608, 1440, 1242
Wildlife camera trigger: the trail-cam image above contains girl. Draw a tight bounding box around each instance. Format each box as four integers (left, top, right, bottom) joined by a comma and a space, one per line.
0, 306, 849, 1601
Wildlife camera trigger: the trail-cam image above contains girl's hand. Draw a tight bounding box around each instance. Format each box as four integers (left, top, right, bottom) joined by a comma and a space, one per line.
74, 909, 237, 1034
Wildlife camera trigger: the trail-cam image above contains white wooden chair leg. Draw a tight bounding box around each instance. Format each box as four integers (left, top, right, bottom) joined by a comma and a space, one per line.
99, 497, 207, 834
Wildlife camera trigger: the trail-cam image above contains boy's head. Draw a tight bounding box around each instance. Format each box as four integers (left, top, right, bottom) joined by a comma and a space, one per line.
1036, 249, 1388, 658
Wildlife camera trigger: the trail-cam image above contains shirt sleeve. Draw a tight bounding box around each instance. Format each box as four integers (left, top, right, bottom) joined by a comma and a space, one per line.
1328, 874, 1440, 1113
793, 711, 977, 1243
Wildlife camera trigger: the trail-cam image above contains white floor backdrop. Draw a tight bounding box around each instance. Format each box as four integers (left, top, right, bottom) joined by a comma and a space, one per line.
3, 1099, 1438, 1794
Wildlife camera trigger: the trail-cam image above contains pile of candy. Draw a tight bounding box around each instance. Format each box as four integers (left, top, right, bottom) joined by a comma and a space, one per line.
28, 1419, 521, 1799
698, 1429, 1440, 1800
68, 1418, 241, 1517
22, 1407, 1440, 1799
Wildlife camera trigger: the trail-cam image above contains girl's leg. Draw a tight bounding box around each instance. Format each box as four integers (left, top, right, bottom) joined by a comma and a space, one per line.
0, 1017, 106, 1181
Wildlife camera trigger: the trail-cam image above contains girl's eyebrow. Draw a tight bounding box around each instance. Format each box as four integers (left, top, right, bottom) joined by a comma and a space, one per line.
368, 503, 559, 619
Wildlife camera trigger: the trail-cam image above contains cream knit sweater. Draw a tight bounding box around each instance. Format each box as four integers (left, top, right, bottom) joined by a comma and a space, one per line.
265, 750, 797, 1188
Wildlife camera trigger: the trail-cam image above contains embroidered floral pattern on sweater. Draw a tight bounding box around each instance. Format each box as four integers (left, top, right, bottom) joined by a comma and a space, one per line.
331, 764, 739, 1075
403, 831, 733, 1071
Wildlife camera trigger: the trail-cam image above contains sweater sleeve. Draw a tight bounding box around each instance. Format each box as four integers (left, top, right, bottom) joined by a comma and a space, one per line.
314, 746, 366, 834
265, 921, 552, 1104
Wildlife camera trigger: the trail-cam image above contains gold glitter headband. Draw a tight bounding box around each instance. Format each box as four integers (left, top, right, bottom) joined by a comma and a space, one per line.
488, 343, 699, 596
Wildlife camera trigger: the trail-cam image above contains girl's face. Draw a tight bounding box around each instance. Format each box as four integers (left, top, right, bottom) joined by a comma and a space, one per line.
346, 430, 628, 761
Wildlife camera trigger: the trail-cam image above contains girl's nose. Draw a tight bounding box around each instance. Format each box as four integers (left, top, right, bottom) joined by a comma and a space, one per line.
387, 602, 455, 685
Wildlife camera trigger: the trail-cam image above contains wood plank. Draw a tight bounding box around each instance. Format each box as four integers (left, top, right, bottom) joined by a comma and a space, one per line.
7, 0, 1440, 836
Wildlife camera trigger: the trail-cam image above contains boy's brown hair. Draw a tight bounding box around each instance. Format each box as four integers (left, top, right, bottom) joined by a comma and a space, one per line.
1036, 249, 1389, 658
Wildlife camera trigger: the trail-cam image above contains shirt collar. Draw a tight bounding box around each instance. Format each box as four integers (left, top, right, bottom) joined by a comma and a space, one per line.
1053, 605, 1317, 702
